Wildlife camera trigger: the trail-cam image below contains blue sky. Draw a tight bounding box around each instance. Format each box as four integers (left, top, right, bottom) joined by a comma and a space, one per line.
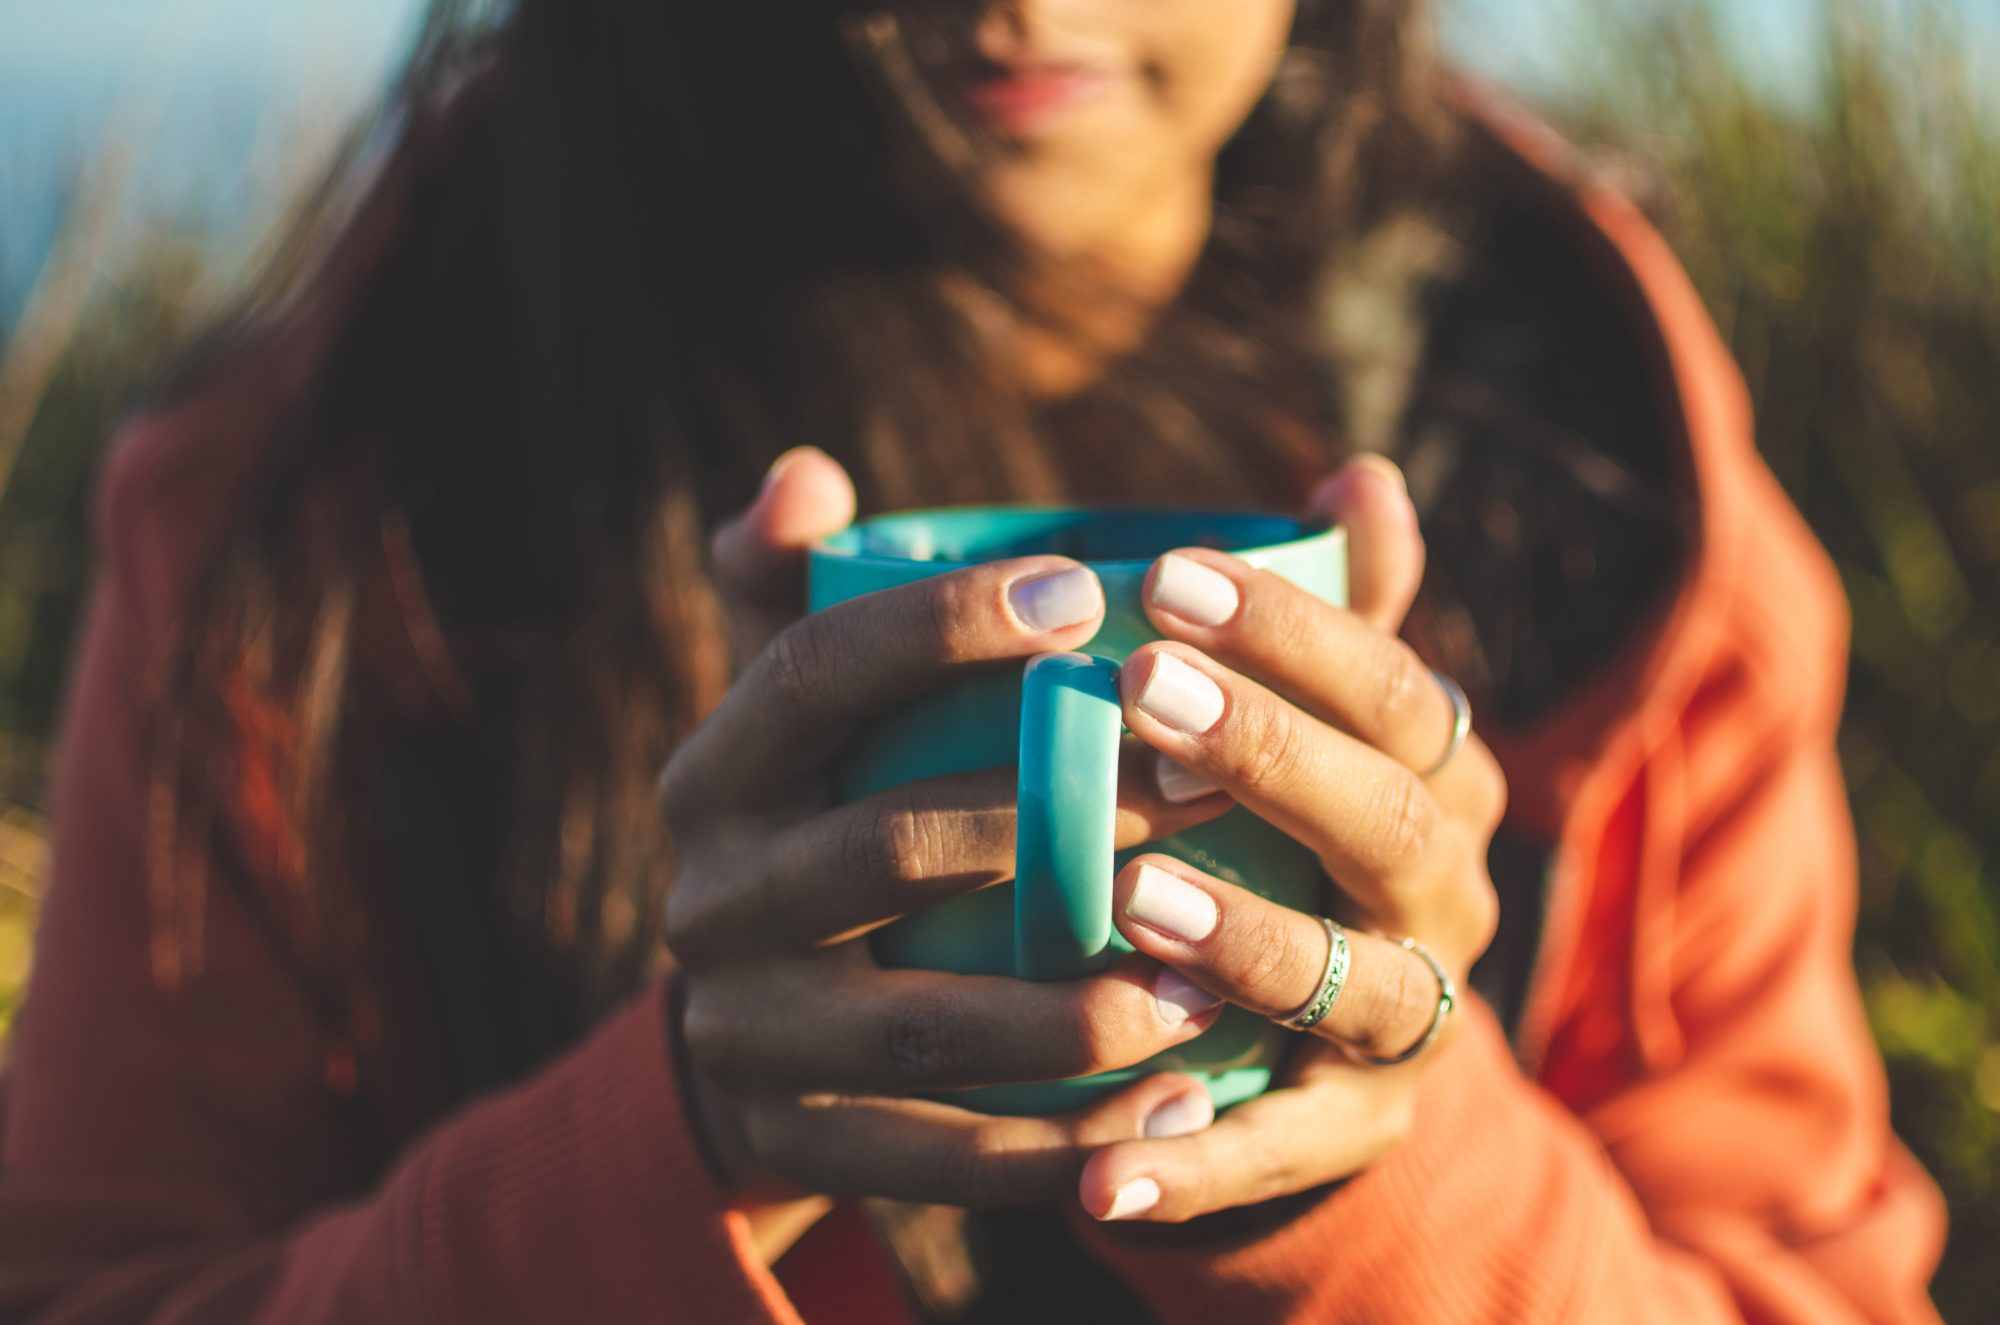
0, 0, 417, 84
0, 0, 1892, 103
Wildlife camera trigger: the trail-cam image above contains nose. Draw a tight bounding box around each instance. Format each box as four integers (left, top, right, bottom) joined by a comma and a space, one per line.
973, 0, 1102, 60
974, 2, 1029, 62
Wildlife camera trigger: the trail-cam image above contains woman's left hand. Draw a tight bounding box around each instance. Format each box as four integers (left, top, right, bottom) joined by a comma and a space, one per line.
1079, 455, 1510, 1223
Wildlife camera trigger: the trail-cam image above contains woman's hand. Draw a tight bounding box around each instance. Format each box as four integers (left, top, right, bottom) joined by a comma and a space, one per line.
1077, 456, 1510, 1223
667, 450, 1232, 1229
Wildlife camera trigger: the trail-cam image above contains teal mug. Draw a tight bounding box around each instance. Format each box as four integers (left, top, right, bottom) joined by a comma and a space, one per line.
807, 506, 1346, 1114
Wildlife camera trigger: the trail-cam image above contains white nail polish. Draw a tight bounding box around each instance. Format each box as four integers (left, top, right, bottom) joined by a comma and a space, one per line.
1127, 863, 1218, 942
1100, 1177, 1161, 1221
1150, 554, 1239, 627
1154, 754, 1221, 804
1153, 967, 1221, 1026
1008, 567, 1103, 633
1135, 653, 1224, 734
1144, 1090, 1215, 1140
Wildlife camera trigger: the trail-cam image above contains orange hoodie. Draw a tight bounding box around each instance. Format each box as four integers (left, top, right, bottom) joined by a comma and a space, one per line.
0, 94, 1946, 1323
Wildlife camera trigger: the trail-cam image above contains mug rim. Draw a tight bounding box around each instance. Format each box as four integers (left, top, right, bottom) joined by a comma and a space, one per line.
808, 503, 1342, 571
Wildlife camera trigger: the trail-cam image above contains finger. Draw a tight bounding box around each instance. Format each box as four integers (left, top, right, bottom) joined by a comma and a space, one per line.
711, 447, 858, 664
683, 955, 1225, 1095
660, 556, 1107, 818
1119, 642, 1461, 922
1078, 1057, 1412, 1222
748, 1072, 1213, 1208
772, 741, 1231, 948
1111, 854, 1444, 1061
1139, 545, 1474, 783
671, 749, 1233, 956
1307, 454, 1423, 634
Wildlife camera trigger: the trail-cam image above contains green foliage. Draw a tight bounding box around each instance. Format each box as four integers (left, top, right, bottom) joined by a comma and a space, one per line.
0, 0, 1995, 1313
1530, 1, 1999, 1317
0, 240, 208, 1031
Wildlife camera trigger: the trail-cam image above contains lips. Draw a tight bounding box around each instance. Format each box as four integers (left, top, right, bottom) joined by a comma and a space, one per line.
949, 61, 1114, 134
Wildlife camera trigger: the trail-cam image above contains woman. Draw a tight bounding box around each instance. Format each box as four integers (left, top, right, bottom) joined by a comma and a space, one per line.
0, 0, 1947, 1321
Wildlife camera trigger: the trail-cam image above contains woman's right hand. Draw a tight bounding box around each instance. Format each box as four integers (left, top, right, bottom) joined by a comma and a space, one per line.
664, 452, 1230, 1212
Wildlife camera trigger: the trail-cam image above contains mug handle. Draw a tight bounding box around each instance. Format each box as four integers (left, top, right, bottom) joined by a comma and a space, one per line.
1014, 652, 1125, 980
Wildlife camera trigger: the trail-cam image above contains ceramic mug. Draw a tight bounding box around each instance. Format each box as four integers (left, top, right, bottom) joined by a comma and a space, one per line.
807, 506, 1346, 1114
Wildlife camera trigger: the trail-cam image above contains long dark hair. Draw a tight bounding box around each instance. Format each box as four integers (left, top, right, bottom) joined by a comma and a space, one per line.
152, 0, 1448, 1092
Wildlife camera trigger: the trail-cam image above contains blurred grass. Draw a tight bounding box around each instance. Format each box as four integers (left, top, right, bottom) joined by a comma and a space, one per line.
1537, 3, 1999, 1317
0, 0, 1995, 1316
0, 236, 210, 1026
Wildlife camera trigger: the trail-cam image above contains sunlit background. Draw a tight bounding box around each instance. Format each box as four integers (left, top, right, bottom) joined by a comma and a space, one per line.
1, 0, 1995, 1317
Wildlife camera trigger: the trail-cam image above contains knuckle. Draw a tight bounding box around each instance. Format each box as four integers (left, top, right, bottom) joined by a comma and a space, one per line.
1473, 746, 1510, 834
661, 880, 706, 956
1063, 985, 1139, 1075
937, 1127, 1013, 1208
838, 805, 901, 887
762, 619, 834, 715
1367, 768, 1436, 875
1362, 951, 1424, 1056
1241, 1127, 1309, 1202
883, 995, 975, 1088
844, 797, 938, 888
1254, 582, 1316, 652
922, 573, 983, 665
1233, 907, 1312, 1002
744, 1101, 820, 1187
661, 845, 762, 960
1230, 698, 1305, 798
1466, 870, 1501, 955
1369, 639, 1430, 737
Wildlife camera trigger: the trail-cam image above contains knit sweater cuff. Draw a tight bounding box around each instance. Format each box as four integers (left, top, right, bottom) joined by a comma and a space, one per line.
404, 976, 799, 1324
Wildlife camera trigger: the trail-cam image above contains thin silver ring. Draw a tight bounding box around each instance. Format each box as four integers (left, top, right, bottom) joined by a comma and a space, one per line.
1274, 917, 1350, 1033
1421, 669, 1472, 780
1344, 936, 1457, 1066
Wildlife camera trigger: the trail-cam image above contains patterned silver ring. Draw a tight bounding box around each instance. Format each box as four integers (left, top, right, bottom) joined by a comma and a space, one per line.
1421, 669, 1472, 780
1274, 917, 1350, 1033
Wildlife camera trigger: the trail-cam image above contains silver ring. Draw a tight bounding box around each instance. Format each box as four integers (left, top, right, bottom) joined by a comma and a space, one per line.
1344, 936, 1457, 1066
1421, 669, 1472, 780
1274, 917, 1350, 1032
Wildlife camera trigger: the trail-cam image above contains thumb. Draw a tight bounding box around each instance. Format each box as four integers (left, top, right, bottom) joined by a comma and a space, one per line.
711, 446, 857, 663
1309, 453, 1424, 634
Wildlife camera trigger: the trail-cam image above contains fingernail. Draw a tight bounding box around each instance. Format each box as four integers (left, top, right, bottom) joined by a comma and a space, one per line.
1153, 966, 1222, 1026
1149, 554, 1239, 627
1128, 863, 1218, 942
1350, 452, 1408, 494
1135, 653, 1224, 734
1144, 1089, 1215, 1140
760, 445, 823, 494
1154, 754, 1221, 805
1008, 566, 1103, 633
1099, 1177, 1161, 1221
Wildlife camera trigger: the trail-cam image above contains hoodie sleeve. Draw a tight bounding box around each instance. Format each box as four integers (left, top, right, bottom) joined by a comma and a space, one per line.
0, 419, 802, 1325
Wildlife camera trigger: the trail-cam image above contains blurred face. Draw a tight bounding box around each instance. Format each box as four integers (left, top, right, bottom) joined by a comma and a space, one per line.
925, 0, 1298, 272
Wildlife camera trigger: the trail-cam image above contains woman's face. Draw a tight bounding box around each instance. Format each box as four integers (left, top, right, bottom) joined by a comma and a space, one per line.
924, 0, 1299, 264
